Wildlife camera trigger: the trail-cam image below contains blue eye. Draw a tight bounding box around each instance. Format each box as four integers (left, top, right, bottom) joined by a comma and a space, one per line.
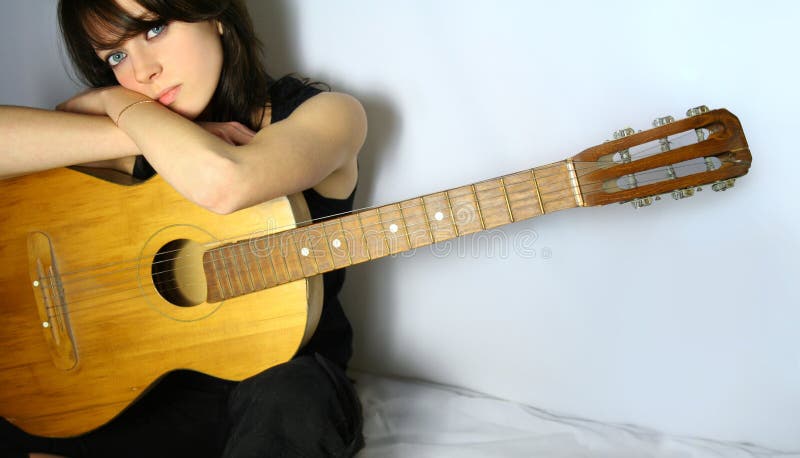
146, 24, 166, 39
107, 51, 127, 67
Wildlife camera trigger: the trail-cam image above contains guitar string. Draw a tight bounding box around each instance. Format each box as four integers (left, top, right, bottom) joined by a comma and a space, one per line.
36, 131, 739, 299
44, 128, 703, 284
40, 156, 746, 318
39, 146, 742, 314
40, 144, 711, 296
44, 168, 744, 319
39, 157, 599, 285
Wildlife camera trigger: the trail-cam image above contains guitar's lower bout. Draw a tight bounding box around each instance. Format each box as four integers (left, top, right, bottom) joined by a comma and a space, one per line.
0, 168, 320, 437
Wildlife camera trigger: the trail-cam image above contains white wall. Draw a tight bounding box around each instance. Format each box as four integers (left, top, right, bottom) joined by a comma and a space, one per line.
2, 0, 798, 452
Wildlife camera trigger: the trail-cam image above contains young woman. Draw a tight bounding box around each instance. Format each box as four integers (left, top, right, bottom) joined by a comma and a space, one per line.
0, 0, 367, 457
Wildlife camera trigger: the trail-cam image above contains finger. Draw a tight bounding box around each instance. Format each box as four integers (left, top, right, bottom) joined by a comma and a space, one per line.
225, 127, 256, 145
213, 130, 236, 145
228, 121, 257, 138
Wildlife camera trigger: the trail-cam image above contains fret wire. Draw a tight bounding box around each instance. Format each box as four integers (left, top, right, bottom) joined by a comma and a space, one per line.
252, 241, 269, 288
357, 211, 373, 261
319, 220, 330, 256
220, 247, 236, 296
278, 233, 301, 280
290, 231, 316, 277
343, 215, 367, 262
419, 196, 436, 243
319, 219, 334, 269
209, 249, 226, 299
238, 243, 256, 292
307, 226, 321, 274
397, 203, 413, 249
375, 207, 392, 254
530, 169, 546, 215
277, 234, 292, 280
337, 218, 354, 267
470, 184, 487, 230
444, 191, 460, 237
231, 246, 247, 294
225, 245, 239, 295
266, 239, 282, 284
499, 178, 515, 223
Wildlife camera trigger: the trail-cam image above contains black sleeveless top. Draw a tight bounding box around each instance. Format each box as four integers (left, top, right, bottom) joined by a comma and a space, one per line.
132, 77, 356, 370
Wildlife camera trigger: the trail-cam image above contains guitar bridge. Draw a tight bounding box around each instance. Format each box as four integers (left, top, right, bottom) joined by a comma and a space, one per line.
27, 232, 78, 371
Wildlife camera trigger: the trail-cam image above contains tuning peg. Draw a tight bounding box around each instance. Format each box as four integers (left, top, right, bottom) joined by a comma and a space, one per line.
612, 127, 639, 188
630, 197, 654, 209
686, 105, 711, 142
711, 178, 736, 192
652, 115, 675, 127
671, 188, 695, 200
686, 105, 710, 117
652, 115, 675, 156
613, 127, 635, 140
612, 127, 635, 162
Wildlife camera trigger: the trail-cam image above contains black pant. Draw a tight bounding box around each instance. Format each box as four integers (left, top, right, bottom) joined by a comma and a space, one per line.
1, 354, 364, 458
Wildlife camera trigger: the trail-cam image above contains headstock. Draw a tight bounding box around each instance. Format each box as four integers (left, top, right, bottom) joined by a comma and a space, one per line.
570, 106, 751, 208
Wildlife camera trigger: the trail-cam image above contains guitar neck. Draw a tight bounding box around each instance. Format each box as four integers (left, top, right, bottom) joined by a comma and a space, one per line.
203, 159, 581, 302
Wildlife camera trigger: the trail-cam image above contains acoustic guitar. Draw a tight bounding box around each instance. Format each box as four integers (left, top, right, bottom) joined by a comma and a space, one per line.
0, 106, 751, 437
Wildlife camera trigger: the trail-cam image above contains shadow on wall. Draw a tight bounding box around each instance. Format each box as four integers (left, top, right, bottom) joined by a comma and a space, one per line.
246, 0, 403, 372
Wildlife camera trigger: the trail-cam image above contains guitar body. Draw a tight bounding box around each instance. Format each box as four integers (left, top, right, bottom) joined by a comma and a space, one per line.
0, 167, 320, 437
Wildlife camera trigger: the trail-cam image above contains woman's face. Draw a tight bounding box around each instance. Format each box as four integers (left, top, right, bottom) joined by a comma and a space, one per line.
93, 0, 224, 119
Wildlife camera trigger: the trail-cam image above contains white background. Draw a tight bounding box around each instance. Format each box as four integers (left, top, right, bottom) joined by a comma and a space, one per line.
2, 0, 798, 452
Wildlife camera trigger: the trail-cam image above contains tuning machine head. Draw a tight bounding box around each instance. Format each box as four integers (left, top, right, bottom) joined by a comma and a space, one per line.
672, 187, 695, 200
613, 127, 635, 140
712, 178, 736, 192
652, 115, 675, 127
630, 196, 654, 209
686, 105, 710, 117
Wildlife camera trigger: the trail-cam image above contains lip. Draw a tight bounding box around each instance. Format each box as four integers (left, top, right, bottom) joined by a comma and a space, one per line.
156, 85, 181, 106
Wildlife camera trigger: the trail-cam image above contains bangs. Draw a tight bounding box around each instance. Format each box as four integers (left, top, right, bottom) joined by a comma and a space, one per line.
80, 1, 161, 50
77, 0, 226, 50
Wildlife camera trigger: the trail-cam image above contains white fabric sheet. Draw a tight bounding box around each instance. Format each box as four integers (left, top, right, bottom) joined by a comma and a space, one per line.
352, 372, 798, 458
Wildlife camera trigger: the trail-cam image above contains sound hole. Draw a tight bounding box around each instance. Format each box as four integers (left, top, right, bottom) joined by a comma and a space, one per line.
152, 239, 207, 307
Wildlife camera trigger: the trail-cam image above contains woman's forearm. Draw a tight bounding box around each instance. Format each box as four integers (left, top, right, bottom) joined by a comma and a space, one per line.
103, 89, 243, 211
0, 105, 140, 178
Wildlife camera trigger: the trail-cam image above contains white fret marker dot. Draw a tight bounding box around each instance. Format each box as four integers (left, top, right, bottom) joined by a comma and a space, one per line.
42, 322, 50, 328
32, 280, 40, 288
389, 224, 398, 233
434, 211, 444, 221
301, 247, 310, 257
332, 239, 342, 249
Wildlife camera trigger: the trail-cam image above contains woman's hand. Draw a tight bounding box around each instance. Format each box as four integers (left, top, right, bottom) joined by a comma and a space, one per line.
57, 86, 153, 124
198, 121, 256, 145
56, 88, 256, 147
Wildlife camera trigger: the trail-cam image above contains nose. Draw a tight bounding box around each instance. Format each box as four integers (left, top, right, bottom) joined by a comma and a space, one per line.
131, 48, 162, 84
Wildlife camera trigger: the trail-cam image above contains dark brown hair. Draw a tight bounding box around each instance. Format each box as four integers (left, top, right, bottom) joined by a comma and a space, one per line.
58, 0, 272, 129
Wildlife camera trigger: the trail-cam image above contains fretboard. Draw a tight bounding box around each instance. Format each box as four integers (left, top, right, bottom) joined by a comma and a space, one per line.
203, 159, 581, 302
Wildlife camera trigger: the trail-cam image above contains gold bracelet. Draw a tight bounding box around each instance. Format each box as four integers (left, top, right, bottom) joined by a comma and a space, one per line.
115, 100, 155, 126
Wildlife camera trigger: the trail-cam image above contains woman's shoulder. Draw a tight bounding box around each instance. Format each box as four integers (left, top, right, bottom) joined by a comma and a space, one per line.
268, 75, 330, 124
